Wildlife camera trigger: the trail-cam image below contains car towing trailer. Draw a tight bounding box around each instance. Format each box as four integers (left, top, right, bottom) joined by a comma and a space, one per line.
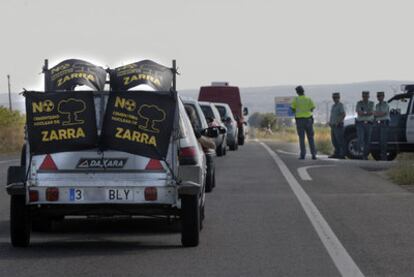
6, 59, 204, 248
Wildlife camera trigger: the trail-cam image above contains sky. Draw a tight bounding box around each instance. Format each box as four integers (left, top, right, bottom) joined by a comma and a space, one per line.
1, 0, 414, 93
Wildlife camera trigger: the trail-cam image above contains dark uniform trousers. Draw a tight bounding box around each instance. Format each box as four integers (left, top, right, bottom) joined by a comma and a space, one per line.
331, 123, 345, 157
295, 117, 316, 158
356, 121, 373, 159
377, 120, 389, 160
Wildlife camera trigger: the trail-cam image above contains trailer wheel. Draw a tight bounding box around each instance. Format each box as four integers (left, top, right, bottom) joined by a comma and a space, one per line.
181, 195, 200, 247
10, 195, 31, 247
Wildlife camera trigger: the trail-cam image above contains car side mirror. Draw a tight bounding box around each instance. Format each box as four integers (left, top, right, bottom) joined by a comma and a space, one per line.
204, 127, 219, 138
243, 107, 249, 116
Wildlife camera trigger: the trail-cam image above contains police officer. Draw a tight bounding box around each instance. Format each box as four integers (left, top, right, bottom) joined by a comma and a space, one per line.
356, 91, 374, 160
329, 92, 346, 159
374, 91, 390, 160
291, 85, 317, 160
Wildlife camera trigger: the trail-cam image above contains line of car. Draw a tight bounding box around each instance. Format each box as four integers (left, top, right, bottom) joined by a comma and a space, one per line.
182, 98, 244, 194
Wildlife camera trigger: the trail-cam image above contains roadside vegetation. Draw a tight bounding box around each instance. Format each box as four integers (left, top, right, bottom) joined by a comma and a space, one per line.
0, 107, 25, 153
387, 153, 414, 186
249, 112, 333, 155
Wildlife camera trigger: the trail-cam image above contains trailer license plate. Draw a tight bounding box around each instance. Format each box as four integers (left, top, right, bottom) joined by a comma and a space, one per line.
106, 189, 134, 201
69, 188, 84, 201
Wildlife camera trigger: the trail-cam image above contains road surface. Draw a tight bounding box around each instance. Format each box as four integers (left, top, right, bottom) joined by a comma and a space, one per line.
1, 141, 414, 277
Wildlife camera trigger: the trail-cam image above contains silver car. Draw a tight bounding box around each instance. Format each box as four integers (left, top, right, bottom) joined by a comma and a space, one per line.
6, 61, 207, 248
214, 102, 238, 151
199, 101, 228, 156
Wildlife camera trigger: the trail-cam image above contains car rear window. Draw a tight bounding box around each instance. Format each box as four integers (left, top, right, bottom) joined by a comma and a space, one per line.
201, 105, 215, 119
184, 103, 202, 130
216, 106, 227, 118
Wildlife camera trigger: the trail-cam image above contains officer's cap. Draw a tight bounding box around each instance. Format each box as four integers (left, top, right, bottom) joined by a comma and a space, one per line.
362, 91, 370, 96
377, 91, 385, 96
332, 92, 340, 97
295, 86, 304, 94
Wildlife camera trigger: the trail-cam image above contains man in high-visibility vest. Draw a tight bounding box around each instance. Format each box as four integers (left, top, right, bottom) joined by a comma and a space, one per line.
291, 86, 317, 160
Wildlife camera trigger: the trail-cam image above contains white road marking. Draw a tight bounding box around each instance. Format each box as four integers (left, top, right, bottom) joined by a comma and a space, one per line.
277, 148, 330, 159
298, 165, 335, 181
260, 142, 364, 277
276, 149, 298, 156
0, 159, 19, 164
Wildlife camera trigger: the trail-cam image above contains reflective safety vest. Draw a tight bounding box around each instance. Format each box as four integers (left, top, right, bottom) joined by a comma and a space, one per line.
291, 95, 315, 118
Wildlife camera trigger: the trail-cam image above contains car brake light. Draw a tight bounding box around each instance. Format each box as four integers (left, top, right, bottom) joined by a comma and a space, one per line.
179, 147, 199, 165
29, 190, 39, 202
46, 187, 59, 201
145, 187, 157, 201
145, 159, 164, 170
39, 154, 58, 171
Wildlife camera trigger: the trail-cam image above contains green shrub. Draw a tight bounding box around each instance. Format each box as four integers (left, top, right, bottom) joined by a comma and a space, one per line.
0, 107, 25, 153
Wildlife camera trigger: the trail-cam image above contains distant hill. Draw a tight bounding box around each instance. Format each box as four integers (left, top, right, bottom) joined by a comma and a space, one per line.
1, 80, 413, 123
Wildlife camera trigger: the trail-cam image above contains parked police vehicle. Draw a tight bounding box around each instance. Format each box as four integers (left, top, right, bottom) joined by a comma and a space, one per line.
6, 59, 207, 247
344, 84, 414, 160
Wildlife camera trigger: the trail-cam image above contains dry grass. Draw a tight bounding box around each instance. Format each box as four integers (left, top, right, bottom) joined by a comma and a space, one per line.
253, 127, 298, 142
314, 127, 333, 155
253, 126, 333, 155
387, 153, 414, 186
0, 107, 25, 153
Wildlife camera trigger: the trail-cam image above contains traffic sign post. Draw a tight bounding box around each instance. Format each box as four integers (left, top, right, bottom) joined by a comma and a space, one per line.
274, 96, 294, 118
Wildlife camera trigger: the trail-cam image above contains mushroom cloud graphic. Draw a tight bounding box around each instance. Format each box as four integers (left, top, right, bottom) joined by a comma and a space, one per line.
137, 104, 166, 133
58, 98, 86, 125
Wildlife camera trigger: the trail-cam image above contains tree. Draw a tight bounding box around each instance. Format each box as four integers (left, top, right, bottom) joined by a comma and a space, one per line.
247, 112, 264, 128
260, 113, 277, 130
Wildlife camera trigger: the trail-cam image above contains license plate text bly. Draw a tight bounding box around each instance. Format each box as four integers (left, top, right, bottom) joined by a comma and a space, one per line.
107, 189, 133, 201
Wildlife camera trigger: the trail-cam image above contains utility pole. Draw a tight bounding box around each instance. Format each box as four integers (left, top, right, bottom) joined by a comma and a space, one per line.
325, 101, 329, 124
7, 74, 12, 111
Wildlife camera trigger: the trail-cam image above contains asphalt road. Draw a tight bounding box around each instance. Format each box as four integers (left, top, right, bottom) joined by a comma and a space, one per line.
1, 141, 414, 276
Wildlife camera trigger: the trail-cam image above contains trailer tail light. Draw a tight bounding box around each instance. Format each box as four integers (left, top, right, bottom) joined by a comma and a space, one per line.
39, 154, 58, 171
46, 187, 59, 201
145, 159, 164, 171
29, 190, 39, 202
179, 147, 199, 165
145, 187, 158, 201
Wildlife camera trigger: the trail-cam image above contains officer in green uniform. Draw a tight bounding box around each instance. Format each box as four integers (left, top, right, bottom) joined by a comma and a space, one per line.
291, 85, 317, 160
374, 91, 390, 160
356, 91, 374, 160
329, 92, 346, 159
